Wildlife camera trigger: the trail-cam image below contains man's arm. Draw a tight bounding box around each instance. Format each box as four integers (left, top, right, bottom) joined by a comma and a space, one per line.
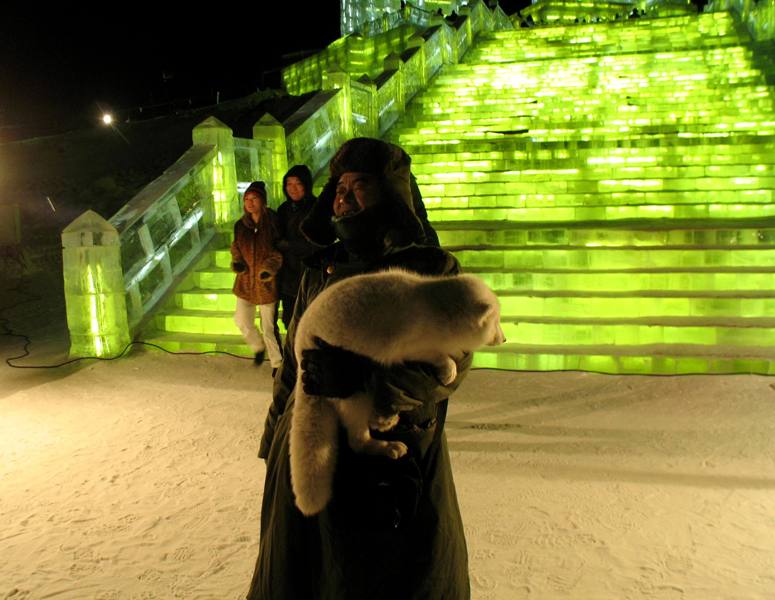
373, 352, 472, 414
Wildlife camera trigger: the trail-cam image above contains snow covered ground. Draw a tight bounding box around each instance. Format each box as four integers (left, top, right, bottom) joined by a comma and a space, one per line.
2, 344, 774, 599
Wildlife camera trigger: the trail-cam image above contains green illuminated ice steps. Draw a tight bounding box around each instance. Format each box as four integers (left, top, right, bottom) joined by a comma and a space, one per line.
446, 220, 775, 375
143, 248, 286, 359
146, 11, 775, 373
467, 12, 745, 63
384, 11, 775, 373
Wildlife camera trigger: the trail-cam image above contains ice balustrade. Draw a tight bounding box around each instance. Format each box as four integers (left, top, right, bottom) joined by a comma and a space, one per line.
61, 3, 508, 358
282, 24, 421, 96
284, 0, 511, 96
422, 23, 450, 75
233, 137, 276, 204
340, 0, 400, 36
61, 113, 266, 357
705, 0, 775, 40
281, 0, 507, 163
339, 0, 473, 36
62, 143, 221, 357
284, 90, 350, 178
347, 0, 510, 36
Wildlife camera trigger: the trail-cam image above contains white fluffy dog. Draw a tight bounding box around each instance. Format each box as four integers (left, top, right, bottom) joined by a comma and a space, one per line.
290, 269, 505, 516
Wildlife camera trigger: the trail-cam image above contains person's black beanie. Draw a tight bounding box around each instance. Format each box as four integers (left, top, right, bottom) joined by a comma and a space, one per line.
244, 181, 268, 203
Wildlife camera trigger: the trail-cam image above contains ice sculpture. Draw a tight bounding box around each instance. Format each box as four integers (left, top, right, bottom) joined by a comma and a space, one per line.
62, 211, 131, 358
192, 117, 239, 226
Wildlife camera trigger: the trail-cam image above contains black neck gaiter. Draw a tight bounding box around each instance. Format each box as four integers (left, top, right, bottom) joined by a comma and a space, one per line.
331, 203, 392, 260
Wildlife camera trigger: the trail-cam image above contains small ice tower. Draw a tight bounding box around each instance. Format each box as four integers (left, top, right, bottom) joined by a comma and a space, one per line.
252, 114, 288, 209
62, 210, 131, 358
192, 117, 239, 226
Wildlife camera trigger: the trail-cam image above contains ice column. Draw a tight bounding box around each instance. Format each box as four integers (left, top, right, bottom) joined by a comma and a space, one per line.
253, 114, 288, 209
61, 210, 131, 358
192, 117, 239, 226
323, 69, 355, 142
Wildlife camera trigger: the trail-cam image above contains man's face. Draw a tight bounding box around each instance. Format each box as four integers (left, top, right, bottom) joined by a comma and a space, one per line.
285, 176, 305, 202
333, 172, 380, 218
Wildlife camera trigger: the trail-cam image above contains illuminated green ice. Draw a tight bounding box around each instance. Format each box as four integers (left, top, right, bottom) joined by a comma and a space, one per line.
384, 9, 775, 373
340, 0, 399, 36
192, 117, 239, 225
62, 211, 131, 358
252, 114, 289, 208
142, 7, 775, 374
282, 24, 423, 95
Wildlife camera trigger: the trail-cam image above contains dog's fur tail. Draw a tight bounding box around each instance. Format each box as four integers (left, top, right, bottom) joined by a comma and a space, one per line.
289, 388, 339, 516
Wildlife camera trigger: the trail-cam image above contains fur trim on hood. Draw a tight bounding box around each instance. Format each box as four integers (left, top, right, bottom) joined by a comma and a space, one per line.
300, 138, 423, 249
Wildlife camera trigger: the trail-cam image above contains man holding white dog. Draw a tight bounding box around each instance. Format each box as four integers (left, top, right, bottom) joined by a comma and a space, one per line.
247, 138, 471, 600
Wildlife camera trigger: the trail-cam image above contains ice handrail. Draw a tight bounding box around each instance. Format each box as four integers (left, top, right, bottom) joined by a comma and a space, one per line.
60, 1, 511, 358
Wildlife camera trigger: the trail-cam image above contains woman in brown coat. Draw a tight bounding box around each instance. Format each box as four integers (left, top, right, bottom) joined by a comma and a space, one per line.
231, 181, 283, 369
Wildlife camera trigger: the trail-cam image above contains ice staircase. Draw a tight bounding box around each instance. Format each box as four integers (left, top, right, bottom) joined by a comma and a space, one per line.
145, 10, 775, 374
142, 243, 281, 357
386, 10, 775, 374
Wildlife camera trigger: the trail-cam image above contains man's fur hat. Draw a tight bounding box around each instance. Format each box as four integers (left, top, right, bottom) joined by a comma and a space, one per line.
301, 138, 423, 247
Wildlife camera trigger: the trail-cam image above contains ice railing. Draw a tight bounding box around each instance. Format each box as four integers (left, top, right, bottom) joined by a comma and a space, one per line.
342, 0, 472, 37
282, 0, 513, 96
60, 112, 289, 359
705, 0, 775, 40
60, 0, 510, 358
61, 133, 230, 358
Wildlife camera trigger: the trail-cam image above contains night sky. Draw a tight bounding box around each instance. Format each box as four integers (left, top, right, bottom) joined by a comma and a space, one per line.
1, 5, 341, 132
1, 2, 536, 136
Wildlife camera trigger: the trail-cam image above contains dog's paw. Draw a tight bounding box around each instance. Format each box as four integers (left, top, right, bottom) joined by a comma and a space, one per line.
370, 412, 400, 432
385, 441, 408, 459
438, 358, 457, 385
358, 439, 408, 459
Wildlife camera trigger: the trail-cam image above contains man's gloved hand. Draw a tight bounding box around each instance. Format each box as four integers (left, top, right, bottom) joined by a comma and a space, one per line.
259, 270, 272, 280
232, 261, 247, 273
300, 337, 373, 398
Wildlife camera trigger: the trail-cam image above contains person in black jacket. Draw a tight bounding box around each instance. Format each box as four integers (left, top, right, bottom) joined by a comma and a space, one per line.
275, 165, 319, 330
246, 138, 470, 600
